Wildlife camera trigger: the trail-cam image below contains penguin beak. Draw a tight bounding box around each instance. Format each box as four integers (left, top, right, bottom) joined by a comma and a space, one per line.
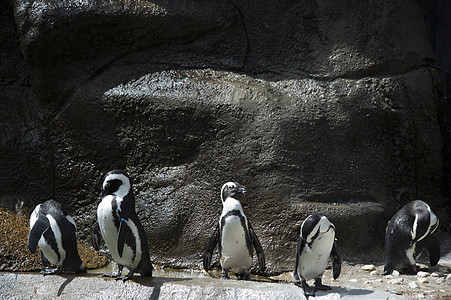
235, 184, 247, 203
239, 186, 247, 194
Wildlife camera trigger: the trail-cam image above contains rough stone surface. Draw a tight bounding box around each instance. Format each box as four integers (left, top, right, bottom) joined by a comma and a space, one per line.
1, 0, 448, 273
0, 271, 404, 300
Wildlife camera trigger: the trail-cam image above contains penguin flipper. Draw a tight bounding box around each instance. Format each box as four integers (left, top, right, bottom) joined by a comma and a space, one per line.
91, 221, 102, 251
418, 233, 440, 266
27, 218, 49, 254
203, 223, 219, 271
117, 218, 131, 258
249, 221, 265, 273
293, 235, 305, 282
330, 242, 341, 279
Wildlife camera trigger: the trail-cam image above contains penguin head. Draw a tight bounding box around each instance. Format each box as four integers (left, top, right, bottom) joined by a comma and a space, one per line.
101, 169, 132, 199
221, 182, 247, 203
301, 214, 335, 244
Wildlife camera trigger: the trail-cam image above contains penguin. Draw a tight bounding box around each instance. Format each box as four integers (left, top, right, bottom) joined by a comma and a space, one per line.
203, 182, 265, 280
293, 214, 341, 298
27, 200, 85, 275
93, 169, 153, 281
383, 200, 440, 275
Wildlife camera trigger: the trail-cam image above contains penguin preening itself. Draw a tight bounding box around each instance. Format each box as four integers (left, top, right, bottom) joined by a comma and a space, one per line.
293, 214, 341, 298
27, 200, 85, 275
383, 200, 440, 275
203, 182, 265, 280
92, 169, 153, 281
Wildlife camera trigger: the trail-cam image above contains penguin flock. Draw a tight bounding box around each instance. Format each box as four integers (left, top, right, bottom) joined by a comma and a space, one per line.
27, 170, 441, 298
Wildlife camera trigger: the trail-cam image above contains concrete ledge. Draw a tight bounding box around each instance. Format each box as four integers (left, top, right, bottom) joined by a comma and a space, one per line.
0, 271, 403, 300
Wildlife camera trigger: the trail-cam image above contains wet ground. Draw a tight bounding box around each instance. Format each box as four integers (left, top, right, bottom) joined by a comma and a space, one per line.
90, 259, 451, 299
1, 259, 450, 299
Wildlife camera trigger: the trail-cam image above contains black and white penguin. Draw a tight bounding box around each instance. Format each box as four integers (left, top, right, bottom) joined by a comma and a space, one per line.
27, 200, 85, 275
203, 182, 265, 280
293, 214, 341, 298
383, 200, 440, 275
93, 169, 153, 281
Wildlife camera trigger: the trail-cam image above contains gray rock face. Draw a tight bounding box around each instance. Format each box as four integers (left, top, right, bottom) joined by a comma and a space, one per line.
1, 0, 447, 272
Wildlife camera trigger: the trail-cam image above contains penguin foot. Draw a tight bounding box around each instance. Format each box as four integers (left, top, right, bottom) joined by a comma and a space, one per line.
314, 278, 332, 291
236, 272, 250, 280
40, 266, 62, 276
403, 265, 417, 275
295, 280, 315, 298
102, 270, 122, 279
221, 269, 230, 279
302, 284, 316, 298
115, 270, 135, 282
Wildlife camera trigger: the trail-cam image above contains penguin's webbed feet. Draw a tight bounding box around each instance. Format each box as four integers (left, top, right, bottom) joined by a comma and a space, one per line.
40, 266, 62, 276
236, 271, 250, 280
221, 269, 230, 279
403, 265, 417, 275
302, 284, 316, 298
314, 278, 332, 291
295, 279, 315, 298
115, 269, 135, 282
102, 266, 123, 279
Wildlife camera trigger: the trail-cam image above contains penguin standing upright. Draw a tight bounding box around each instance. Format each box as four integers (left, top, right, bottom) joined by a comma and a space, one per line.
203, 182, 265, 280
27, 200, 85, 275
93, 169, 153, 281
383, 200, 440, 275
293, 214, 341, 298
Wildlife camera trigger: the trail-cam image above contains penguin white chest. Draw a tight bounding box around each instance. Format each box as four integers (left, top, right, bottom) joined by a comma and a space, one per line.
220, 215, 252, 271
97, 196, 119, 255
298, 230, 335, 280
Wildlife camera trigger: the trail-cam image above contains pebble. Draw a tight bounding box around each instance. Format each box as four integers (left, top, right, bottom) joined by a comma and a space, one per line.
392, 270, 400, 277
417, 271, 430, 278
408, 281, 419, 289
349, 279, 358, 283
388, 278, 404, 285
364, 280, 372, 285
370, 270, 379, 276
361, 264, 376, 271
418, 277, 429, 284
436, 277, 444, 284
446, 274, 451, 281
430, 272, 440, 277
385, 275, 394, 279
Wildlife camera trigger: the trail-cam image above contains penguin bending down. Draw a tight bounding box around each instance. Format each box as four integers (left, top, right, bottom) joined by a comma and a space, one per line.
27, 200, 85, 275
293, 214, 341, 298
92, 169, 153, 281
203, 182, 265, 280
383, 200, 440, 275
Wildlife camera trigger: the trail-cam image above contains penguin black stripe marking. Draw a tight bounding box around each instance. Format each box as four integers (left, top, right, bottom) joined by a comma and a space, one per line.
203, 182, 265, 280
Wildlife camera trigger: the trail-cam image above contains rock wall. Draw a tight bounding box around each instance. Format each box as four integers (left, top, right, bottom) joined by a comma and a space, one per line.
1, 0, 447, 272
